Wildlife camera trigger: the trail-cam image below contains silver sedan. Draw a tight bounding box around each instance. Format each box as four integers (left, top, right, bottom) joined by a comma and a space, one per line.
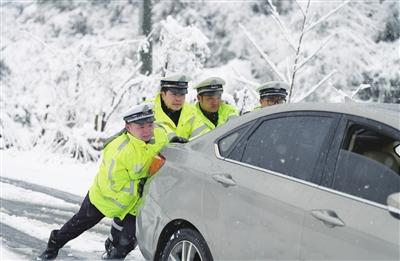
137, 103, 400, 261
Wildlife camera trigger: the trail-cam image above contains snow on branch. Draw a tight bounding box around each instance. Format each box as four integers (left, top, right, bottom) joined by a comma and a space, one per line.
232, 75, 259, 100
20, 29, 69, 57
159, 17, 209, 75
295, 34, 335, 73
239, 23, 287, 83
288, 0, 311, 102
96, 38, 145, 49
304, 0, 351, 34
294, 0, 307, 17
331, 83, 371, 102
350, 84, 371, 99
267, 1, 297, 51
292, 70, 337, 102
104, 75, 144, 124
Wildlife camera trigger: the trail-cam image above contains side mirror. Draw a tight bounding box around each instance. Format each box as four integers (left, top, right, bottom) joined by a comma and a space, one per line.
387, 192, 400, 219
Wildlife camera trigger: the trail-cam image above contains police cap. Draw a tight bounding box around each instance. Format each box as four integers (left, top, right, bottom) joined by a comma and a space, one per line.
160, 74, 190, 95
193, 77, 225, 96
257, 81, 289, 99
123, 102, 154, 124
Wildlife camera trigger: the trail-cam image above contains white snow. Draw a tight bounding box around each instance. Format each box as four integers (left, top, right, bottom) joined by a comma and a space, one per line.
1, 242, 24, 260
1, 148, 97, 196
1, 183, 79, 209
0, 149, 145, 260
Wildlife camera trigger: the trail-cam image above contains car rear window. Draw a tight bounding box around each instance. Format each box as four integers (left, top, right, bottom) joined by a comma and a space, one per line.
333, 125, 400, 205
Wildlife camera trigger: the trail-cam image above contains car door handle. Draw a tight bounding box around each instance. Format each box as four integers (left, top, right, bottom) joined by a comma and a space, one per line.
310, 209, 345, 228
212, 174, 236, 187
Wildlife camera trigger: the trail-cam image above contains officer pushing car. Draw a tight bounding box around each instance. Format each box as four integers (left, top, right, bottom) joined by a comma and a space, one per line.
193, 76, 238, 135
38, 102, 168, 260
152, 74, 206, 141
256, 81, 289, 108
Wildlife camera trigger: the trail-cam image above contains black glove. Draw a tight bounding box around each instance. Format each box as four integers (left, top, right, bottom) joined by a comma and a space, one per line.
138, 179, 147, 197
169, 136, 189, 143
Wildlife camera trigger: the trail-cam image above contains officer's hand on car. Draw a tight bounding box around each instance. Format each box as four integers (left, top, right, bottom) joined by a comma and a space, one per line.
138, 179, 147, 197
169, 136, 189, 143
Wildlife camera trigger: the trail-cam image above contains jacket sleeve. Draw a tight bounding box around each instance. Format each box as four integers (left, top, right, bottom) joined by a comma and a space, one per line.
189, 113, 209, 139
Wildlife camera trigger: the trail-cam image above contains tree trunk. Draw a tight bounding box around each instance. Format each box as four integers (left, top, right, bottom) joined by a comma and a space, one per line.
139, 0, 152, 75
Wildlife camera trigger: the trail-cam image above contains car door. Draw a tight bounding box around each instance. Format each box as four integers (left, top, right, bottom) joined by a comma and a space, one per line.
202, 112, 339, 260
300, 115, 400, 260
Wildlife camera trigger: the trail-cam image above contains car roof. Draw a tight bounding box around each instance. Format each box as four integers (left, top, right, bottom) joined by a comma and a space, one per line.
189, 103, 399, 148
240, 103, 400, 130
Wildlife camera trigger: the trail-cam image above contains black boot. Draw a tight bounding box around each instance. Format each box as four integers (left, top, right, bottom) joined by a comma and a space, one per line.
102, 237, 114, 259
102, 239, 137, 260
102, 245, 128, 260
37, 230, 61, 260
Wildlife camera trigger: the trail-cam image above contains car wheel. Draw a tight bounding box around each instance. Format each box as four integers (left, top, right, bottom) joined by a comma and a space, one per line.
161, 228, 213, 261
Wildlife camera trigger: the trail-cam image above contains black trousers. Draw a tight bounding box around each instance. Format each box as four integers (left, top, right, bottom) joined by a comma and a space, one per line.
107, 214, 137, 255
52, 193, 136, 254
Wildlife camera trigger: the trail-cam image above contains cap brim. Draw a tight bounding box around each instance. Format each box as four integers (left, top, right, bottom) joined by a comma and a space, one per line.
260, 93, 287, 99
127, 116, 154, 125
168, 88, 188, 95
199, 90, 223, 96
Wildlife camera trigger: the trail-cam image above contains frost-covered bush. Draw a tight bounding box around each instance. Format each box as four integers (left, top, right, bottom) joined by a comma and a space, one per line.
155, 16, 210, 76
1, 1, 143, 161
153, 1, 399, 103
375, 1, 400, 43
2, 0, 399, 161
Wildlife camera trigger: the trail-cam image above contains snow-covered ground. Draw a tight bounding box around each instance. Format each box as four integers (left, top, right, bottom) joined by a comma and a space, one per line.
0, 148, 145, 260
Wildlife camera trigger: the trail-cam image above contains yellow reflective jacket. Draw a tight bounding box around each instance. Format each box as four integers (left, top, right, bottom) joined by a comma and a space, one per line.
89, 127, 168, 219
195, 102, 238, 135
152, 93, 206, 140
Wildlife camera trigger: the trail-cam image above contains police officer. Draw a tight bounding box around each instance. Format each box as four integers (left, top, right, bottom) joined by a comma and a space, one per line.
38, 103, 168, 260
257, 81, 289, 108
152, 74, 205, 141
193, 77, 238, 134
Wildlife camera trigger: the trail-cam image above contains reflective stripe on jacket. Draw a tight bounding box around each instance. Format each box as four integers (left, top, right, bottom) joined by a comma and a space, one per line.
152, 93, 205, 140
89, 127, 168, 219
195, 102, 238, 135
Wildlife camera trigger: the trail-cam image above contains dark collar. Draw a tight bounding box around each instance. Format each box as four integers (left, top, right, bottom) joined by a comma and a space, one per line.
200, 105, 218, 126
161, 97, 182, 126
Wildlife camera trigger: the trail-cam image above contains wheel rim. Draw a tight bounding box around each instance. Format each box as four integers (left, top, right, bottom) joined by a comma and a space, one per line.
168, 240, 203, 261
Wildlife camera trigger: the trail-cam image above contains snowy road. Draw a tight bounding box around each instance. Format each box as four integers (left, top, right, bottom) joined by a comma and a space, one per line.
0, 176, 145, 260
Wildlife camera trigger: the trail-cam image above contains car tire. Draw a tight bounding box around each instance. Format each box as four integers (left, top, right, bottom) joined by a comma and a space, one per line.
160, 228, 213, 261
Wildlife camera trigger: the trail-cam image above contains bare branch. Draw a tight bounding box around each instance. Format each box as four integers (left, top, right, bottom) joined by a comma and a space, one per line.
230, 65, 259, 99
288, 0, 311, 102
96, 25, 157, 49
96, 38, 145, 49
266, 0, 277, 13
239, 23, 287, 83
234, 77, 259, 98
295, 34, 335, 73
20, 30, 66, 56
293, 70, 337, 102
285, 57, 291, 82
267, 1, 297, 51
331, 83, 372, 103
304, 0, 351, 34
294, 0, 306, 17
350, 84, 370, 99
104, 76, 144, 123
331, 86, 355, 103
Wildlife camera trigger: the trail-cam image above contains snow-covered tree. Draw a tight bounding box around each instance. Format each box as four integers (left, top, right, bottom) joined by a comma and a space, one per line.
1, 0, 398, 161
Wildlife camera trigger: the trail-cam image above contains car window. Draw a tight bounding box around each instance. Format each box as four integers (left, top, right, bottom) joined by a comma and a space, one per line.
333, 126, 400, 205
218, 123, 252, 157
236, 116, 334, 181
